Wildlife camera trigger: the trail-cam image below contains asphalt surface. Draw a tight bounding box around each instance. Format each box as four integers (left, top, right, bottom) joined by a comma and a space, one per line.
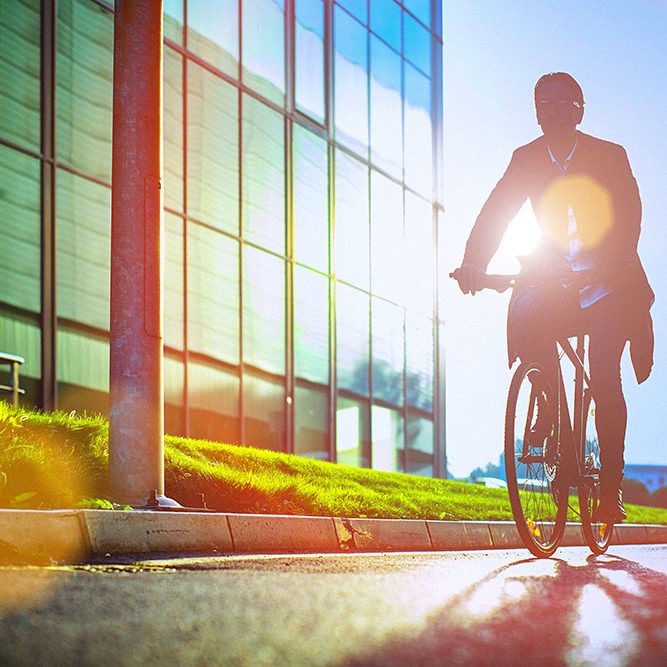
1, 545, 667, 666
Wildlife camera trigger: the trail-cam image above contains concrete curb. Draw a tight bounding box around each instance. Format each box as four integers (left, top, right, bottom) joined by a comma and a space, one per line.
1, 510, 667, 563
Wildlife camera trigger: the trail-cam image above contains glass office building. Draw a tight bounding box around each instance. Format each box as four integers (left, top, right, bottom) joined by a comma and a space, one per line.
0, 0, 445, 476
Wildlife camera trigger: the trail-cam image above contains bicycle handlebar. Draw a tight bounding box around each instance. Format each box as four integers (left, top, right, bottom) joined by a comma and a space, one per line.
449, 268, 601, 294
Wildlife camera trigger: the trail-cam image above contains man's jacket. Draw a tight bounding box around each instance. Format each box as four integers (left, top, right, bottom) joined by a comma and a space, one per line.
463, 131, 655, 383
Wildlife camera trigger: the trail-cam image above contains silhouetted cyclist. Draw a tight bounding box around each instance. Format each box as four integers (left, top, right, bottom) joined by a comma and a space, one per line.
453, 72, 654, 523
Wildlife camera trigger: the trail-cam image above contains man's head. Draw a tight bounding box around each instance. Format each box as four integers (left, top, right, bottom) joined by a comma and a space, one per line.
534, 72, 584, 139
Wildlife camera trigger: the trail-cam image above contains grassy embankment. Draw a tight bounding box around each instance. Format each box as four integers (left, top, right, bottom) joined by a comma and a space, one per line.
1, 402, 667, 524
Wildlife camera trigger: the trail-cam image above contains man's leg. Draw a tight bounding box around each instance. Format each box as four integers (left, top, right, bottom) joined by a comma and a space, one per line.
586, 295, 628, 522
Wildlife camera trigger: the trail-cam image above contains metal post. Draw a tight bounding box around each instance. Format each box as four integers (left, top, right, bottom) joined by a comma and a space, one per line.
110, 0, 177, 507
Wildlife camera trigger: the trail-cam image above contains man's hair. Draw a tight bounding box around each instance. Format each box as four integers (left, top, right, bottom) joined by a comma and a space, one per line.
534, 72, 585, 107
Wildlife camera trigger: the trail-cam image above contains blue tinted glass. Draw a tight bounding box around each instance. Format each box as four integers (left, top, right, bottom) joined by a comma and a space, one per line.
244, 373, 285, 450
293, 126, 329, 272
0, 0, 40, 150
403, 0, 431, 28
242, 0, 285, 105
406, 414, 433, 476
294, 266, 329, 384
0, 146, 40, 313
336, 0, 367, 24
186, 224, 240, 364
163, 0, 183, 44
371, 297, 404, 405
337, 396, 370, 467
369, 36, 402, 177
243, 246, 285, 375
403, 10, 431, 75
404, 63, 433, 196
370, 0, 401, 52
334, 7, 369, 155
187, 0, 239, 77
295, 0, 325, 121
404, 192, 434, 315
336, 283, 369, 395
370, 172, 404, 302
406, 314, 433, 412
335, 150, 369, 288
295, 385, 329, 459
242, 95, 285, 253
371, 405, 403, 472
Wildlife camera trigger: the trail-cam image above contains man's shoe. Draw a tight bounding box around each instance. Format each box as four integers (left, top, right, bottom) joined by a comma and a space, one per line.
593, 488, 627, 524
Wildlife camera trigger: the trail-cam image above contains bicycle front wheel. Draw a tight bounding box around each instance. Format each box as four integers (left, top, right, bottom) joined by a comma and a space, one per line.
504, 362, 567, 558
579, 389, 614, 554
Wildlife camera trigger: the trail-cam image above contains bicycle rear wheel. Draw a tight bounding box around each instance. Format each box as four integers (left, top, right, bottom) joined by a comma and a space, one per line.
578, 390, 614, 554
504, 362, 567, 558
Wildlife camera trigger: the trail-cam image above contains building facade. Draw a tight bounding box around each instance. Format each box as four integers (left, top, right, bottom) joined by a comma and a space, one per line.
0, 0, 445, 476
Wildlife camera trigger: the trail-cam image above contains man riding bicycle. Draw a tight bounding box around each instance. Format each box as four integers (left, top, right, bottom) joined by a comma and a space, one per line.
453, 72, 654, 524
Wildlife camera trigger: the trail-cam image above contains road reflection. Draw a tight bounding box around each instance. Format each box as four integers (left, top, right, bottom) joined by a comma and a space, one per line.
347, 552, 667, 666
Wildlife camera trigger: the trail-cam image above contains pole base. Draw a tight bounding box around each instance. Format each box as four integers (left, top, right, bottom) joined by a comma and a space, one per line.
134, 490, 215, 512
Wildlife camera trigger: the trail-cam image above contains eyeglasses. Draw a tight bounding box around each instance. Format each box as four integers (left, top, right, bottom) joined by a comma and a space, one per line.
537, 99, 582, 110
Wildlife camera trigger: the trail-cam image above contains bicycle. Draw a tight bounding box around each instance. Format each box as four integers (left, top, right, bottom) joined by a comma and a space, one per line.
451, 269, 614, 558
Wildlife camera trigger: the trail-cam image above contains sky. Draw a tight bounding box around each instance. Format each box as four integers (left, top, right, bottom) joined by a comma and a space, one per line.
441, 1, 667, 478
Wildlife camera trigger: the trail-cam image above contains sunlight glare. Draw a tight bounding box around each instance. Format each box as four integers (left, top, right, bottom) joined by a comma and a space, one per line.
497, 200, 542, 262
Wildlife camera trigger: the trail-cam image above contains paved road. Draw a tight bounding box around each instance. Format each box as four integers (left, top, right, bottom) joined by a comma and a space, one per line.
1, 545, 667, 666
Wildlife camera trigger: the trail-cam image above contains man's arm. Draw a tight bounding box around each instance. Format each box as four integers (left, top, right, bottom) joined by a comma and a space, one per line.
455, 149, 529, 294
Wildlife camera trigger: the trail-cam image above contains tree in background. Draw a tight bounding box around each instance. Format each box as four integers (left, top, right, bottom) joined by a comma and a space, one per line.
648, 486, 667, 509
622, 478, 650, 505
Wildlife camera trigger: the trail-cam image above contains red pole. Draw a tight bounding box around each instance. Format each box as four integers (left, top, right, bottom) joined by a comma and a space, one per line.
110, 0, 175, 506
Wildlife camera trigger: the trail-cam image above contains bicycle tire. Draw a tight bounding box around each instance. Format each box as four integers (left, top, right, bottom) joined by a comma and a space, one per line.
504, 362, 567, 558
578, 390, 614, 554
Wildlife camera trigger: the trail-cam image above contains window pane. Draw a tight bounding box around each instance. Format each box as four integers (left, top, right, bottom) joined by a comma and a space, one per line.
243, 373, 285, 451
370, 0, 401, 52
370, 172, 404, 302
187, 61, 239, 234
335, 150, 369, 289
188, 360, 239, 443
164, 46, 184, 212
57, 328, 109, 415
187, 0, 239, 77
403, 10, 431, 76
56, 170, 111, 330
336, 284, 369, 396
294, 385, 328, 460
243, 247, 285, 375
295, 0, 325, 122
294, 266, 329, 384
371, 405, 403, 472
336, 0, 367, 24
165, 213, 184, 350
0, 146, 40, 313
293, 126, 328, 272
187, 224, 240, 364
164, 355, 184, 435
404, 63, 433, 196
372, 297, 403, 405
242, 0, 285, 106
336, 395, 370, 467
0, 0, 40, 149
163, 0, 184, 44
407, 414, 433, 476
404, 192, 434, 315
334, 7, 368, 155
57, 0, 113, 182
242, 95, 285, 253
403, 0, 431, 31
370, 35, 402, 178
0, 313, 41, 405
406, 314, 433, 412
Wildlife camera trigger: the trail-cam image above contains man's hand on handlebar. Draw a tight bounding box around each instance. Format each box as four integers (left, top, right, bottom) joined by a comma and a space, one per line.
451, 263, 486, 296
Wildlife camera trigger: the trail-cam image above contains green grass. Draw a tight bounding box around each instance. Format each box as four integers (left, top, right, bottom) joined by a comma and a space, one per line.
2, 402, 667, 524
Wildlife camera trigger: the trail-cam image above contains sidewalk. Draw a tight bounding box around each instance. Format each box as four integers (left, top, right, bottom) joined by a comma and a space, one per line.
1, 509, 667, 563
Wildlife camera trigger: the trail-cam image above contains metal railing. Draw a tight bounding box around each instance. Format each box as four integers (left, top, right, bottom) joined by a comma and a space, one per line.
0, 352, 25, 406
